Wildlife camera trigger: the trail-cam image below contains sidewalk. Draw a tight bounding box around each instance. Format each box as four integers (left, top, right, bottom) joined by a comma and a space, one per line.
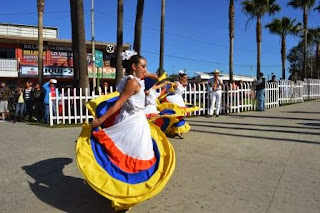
0, 100, 319, 213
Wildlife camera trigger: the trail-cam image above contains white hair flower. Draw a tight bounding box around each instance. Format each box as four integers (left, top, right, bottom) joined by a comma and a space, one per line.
121, 50, 138, 60
178, 70, 185, 75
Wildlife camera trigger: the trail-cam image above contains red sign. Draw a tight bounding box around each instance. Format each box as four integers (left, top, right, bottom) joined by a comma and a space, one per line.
48, 51, 73, 66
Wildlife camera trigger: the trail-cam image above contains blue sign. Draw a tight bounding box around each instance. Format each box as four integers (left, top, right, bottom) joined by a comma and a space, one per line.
95, 50, 103, 68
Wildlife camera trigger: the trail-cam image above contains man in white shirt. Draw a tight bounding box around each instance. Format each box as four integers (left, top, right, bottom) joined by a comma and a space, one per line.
208, 69, 223, 117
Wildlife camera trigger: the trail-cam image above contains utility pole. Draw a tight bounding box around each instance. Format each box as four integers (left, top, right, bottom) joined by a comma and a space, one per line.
91, 0, 96, 90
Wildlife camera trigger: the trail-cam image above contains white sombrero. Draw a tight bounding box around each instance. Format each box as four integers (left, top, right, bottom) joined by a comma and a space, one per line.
213, 69, 220, 74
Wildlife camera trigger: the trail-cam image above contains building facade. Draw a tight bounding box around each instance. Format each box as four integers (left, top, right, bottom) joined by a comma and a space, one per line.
0, 23, 129, 87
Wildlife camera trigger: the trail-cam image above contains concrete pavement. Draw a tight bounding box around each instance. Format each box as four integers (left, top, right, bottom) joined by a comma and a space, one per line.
0, 100, 319, 213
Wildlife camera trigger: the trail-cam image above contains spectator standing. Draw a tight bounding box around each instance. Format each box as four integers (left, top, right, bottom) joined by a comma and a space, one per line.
23, 82, 33, 122
0, 82, 12, 122
33, 83, 45, 123
43, 79, 59, 124
254, 72, 266, 111
268, 74, 277, 83
101, 81, 109, 95
13, 86, 25, 123
208, 69, 223, 117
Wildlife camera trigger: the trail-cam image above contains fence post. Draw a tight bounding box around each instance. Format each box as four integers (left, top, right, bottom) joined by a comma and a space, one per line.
67, 88, 71, 124
79, 88, 83, 123
49, 92, 53, 126
73, 88, 77, 124
62, 88, 65, 124
202, 83, 206, 115
237, 84, 240, 113
85, 88, 89, 123
55, 88, 60, 124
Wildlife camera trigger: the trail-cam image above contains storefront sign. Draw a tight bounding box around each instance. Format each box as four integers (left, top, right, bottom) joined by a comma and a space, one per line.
23, 44, 72, 51
88, 64, 116, 79
21, 66, 73, 77
95, 50, 103, 68
49, 51, 73, 66
22, 49, 46, 63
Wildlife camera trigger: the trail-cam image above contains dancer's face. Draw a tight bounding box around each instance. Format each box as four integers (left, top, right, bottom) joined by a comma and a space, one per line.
133, 58, 147, 79
179, 75, 188, 86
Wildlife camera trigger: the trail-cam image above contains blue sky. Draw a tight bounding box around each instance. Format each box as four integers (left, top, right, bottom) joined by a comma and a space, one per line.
1, 0, 319, 79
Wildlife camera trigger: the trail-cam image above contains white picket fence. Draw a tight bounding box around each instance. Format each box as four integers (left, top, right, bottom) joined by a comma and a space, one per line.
49, 79, 320, 126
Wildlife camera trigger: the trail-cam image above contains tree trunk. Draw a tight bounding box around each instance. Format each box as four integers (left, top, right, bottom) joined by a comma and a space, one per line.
229, 0, 234, 82
37, 0, 45, 85
281, 35, 286, 79
256, 17, 261, 78
158, 0, 165, 75
303, 6, 308, 79
70, 0, 79, 87
133, 0, 144, 54
77, 0, 89, 89
116, 0, 124, 84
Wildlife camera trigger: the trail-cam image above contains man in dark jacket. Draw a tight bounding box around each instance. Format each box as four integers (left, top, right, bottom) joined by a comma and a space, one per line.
33, 83, 45, 123
254, 72, 266, 111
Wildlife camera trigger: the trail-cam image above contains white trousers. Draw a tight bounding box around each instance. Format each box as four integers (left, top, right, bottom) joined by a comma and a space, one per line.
209, 90, 222, 115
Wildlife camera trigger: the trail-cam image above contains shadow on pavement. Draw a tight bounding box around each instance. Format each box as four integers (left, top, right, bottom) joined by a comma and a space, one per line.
299, 122, 320, 127
228, 114, 320, 121
285, 111, 320, 114
187, 120, 320, 130
191, 129, 320, 145
21, 158, 114, 213
188, 123, 320, 136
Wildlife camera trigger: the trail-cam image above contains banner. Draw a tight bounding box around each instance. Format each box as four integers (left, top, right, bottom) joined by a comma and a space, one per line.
21, 66, 73, 77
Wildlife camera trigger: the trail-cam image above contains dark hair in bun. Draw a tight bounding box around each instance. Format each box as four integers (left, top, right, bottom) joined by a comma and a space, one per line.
178, 73, 187, 80
125, 55, 146, 75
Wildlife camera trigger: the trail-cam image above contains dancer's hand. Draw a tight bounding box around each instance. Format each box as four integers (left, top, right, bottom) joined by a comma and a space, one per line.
91, 119, 101, 128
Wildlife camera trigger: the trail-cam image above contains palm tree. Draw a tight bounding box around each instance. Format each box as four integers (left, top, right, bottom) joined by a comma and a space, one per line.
242, 0, 280, 78
308, 28, 320, 78
229, 0, 235, 82
70, 0, 79, 86
265, 17, 301, 79
288, 0, 316, 79
70, 0, 89, 89
37, 0, 45, 85
158, 0, 166, 76
116, 0, 124, 84
133, 0, 144, 54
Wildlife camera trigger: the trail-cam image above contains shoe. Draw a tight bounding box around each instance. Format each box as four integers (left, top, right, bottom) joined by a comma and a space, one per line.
0, 120, 5, 123
177, 133, 184, 139
216, 114, 219, 117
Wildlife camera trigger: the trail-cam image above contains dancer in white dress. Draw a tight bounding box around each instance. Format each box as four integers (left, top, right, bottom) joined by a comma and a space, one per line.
166, 80, 186, 107
158, 73, 198, 139
144, 81, 170, 117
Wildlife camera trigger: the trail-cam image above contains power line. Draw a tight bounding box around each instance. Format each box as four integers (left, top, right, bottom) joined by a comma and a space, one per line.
142, 50, 281, 68
95, 9, 280, 54
0, 11, 69, 16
